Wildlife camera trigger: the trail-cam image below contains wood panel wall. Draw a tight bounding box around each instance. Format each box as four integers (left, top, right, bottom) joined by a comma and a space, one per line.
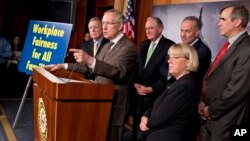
95, 0, 114, 19
69, 0, 87, 51
62, 0, 87, 62
134, 0, 154, 47
67, 0, 114, 62
0, 0, 232, 54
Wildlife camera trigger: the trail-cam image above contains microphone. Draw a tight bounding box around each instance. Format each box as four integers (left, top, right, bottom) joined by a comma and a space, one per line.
67, 62, 77, 83
61, 51, 77, 83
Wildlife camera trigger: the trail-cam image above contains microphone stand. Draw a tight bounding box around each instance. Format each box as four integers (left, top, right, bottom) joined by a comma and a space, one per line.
67, 62, 77, 83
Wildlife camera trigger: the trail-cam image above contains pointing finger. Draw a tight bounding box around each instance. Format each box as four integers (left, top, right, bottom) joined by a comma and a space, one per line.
69, 48, 81, 53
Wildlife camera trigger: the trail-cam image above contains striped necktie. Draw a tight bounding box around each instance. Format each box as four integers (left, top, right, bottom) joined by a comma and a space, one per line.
93, 42, 99, 57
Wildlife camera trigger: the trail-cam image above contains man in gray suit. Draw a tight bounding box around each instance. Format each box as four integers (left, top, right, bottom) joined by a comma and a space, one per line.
46, 9, 137, 141
199, 4, 250, 141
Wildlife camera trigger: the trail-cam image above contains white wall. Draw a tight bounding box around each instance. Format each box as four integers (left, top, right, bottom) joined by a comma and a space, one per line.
153, 0, 250, 60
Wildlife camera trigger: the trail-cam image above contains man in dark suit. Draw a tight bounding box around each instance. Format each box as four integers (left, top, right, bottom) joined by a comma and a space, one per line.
80, 17, 109, 79
180, 16, 211, 99
81, 17, 109, 57
45, 9, 137, 141
180, 16, 212, 141
199, 4, 250, 141
131, 16, 175, 140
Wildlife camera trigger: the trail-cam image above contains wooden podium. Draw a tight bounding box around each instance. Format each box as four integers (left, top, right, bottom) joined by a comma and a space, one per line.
33, 68, 115, 141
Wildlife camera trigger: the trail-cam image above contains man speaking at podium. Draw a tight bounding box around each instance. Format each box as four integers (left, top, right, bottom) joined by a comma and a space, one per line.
45, 9, 137, 141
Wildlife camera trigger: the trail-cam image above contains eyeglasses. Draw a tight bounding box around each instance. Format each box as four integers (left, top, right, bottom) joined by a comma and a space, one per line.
102, 22, 119, 26
145, 26, 158, 30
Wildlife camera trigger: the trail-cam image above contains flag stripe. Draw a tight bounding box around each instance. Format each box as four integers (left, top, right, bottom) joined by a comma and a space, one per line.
124, 0, 135, 42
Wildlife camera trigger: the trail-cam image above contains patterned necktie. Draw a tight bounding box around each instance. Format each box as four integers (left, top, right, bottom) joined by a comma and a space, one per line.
104, 42, 114, 58
93, 42, 99, 57
108, 42, 114, 52
201, 41, 229, 102
145, 42, 156, 67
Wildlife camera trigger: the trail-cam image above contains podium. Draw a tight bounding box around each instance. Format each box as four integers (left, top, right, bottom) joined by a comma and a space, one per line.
33, 68, 115, 141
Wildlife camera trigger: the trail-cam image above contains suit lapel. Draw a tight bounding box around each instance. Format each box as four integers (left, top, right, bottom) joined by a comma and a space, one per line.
89, 41, 94, 56
142, 41, 151, 67
96, 42, 112, 61
193, 38, 202, 50
144, 37, 164, 69
107, 43, 120, 59
97, 38, 109, 56
104, 36, 126, 61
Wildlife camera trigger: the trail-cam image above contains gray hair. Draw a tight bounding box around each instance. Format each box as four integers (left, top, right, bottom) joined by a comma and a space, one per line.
220, 4, 249, 28
183, 16, 202, 30
104, 9, 125, 24
89, 17, 101, 23
147, 16, 164, 29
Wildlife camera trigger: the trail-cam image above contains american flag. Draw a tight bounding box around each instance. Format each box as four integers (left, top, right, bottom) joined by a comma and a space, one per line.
124, 0, 135, 42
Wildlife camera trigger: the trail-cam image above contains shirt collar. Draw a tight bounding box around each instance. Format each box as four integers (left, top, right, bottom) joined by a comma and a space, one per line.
228, 30, 247, 47
110, 33, 124, 45
93, 37, 104, 47
152, 35, 162, 46
191, 38, 199, 46
93, 37, 104, 44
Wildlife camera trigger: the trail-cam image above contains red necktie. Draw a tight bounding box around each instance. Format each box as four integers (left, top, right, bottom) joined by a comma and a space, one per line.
207, 41, 229, 77
201, 41, 229, 102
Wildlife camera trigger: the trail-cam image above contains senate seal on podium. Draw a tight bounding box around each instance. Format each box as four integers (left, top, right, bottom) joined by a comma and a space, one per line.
38, 98, 48, 140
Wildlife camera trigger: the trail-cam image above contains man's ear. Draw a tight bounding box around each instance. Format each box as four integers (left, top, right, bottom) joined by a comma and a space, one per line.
234, 18, 242, 27
195, 29, 201, 38
118, 23, 124, 31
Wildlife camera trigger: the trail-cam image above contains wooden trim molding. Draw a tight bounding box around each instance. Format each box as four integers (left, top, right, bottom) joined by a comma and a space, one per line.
153, 0, 233, 5
114, 0, 125, 12
135, 0, 154, 48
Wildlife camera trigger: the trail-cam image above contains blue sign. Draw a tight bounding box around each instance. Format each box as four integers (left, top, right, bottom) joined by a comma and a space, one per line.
18, 20, 72, 75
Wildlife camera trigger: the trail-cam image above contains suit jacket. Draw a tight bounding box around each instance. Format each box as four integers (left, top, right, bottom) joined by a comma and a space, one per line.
69, 35, 137, 126
80, 38, 109, 79
202, 32, 250, 140
80, 38, 109, 56
192, 38, 211, 98
143, 73, 198, 141
131, 36, 175, 140
134, 36, 175, 110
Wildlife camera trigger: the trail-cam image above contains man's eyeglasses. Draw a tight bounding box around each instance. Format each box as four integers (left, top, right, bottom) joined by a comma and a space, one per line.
102, 22, 119, 26
145, 26, 158, 30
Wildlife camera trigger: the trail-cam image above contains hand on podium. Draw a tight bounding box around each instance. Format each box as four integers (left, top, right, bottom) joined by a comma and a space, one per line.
44, 64, 65, 72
